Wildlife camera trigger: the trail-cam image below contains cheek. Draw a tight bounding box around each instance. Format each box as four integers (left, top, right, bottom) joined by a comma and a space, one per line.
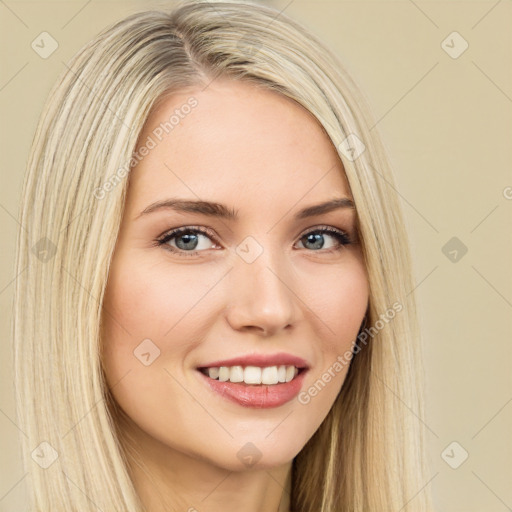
308, 256, 369, 347
101, 249, 242, 409
102, 253, 220, 344
100, 255, 212, 387
100, 256, 218, 440
297, 257, 368, 408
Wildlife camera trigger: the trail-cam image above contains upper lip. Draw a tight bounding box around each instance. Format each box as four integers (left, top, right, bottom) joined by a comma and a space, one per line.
197, 352, 310, 369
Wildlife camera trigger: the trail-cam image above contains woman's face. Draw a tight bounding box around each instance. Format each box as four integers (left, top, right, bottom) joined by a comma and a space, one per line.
102, 79, 369, 472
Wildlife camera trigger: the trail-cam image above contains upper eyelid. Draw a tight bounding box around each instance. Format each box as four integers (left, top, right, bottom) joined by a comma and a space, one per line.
157, 225, 217, 242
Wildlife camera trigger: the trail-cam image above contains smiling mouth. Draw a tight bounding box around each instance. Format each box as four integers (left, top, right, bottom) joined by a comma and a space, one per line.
198, 365, 305, 386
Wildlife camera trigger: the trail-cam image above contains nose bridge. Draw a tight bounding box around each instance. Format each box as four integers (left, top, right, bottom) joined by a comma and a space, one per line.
225, 236, 298, 334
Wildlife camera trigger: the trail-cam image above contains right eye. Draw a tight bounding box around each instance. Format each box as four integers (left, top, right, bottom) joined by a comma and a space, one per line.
156, 226, 221, 257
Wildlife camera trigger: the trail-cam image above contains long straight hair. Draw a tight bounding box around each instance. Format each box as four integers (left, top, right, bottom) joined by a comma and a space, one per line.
13, 1, 433, 510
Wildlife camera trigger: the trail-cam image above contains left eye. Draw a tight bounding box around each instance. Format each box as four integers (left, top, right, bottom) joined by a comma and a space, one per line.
156, 225, 353, 256
297, 228, 351, 251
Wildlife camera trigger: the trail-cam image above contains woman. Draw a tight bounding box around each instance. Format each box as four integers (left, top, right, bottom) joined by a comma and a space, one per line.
13, 1, 433, 510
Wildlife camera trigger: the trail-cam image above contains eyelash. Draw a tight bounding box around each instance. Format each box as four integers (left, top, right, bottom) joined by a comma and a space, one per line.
154, 225, 355, 258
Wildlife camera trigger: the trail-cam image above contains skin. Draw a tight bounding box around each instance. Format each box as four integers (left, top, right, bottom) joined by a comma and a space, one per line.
101, 79, 369, 512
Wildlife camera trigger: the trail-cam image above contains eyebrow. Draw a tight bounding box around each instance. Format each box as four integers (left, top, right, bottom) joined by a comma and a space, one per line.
136, 196, 355, 221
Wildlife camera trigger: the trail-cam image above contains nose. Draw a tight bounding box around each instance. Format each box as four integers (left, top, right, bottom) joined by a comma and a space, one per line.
224, 246, 300, 336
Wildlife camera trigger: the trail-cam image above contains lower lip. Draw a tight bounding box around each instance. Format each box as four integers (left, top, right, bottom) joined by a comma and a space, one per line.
197, 369, 308, 408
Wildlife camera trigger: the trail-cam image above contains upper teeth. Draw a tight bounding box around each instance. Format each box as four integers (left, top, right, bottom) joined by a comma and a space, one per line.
202, 365, 299, 385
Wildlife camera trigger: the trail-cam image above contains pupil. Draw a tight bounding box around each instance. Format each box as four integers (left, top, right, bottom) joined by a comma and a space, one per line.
176, 233, 198, 250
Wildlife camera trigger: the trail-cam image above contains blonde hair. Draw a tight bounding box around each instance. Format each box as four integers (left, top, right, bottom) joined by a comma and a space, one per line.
13, 1, 433, 510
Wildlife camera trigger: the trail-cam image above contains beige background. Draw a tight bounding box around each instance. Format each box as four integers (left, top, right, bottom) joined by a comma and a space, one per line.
1, 1, 510, 510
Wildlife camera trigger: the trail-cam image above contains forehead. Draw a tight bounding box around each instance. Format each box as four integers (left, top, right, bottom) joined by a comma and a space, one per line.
126, 80, 351, 214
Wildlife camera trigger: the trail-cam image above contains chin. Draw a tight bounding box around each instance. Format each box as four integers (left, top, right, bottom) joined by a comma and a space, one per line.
204, 438, 306, 472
